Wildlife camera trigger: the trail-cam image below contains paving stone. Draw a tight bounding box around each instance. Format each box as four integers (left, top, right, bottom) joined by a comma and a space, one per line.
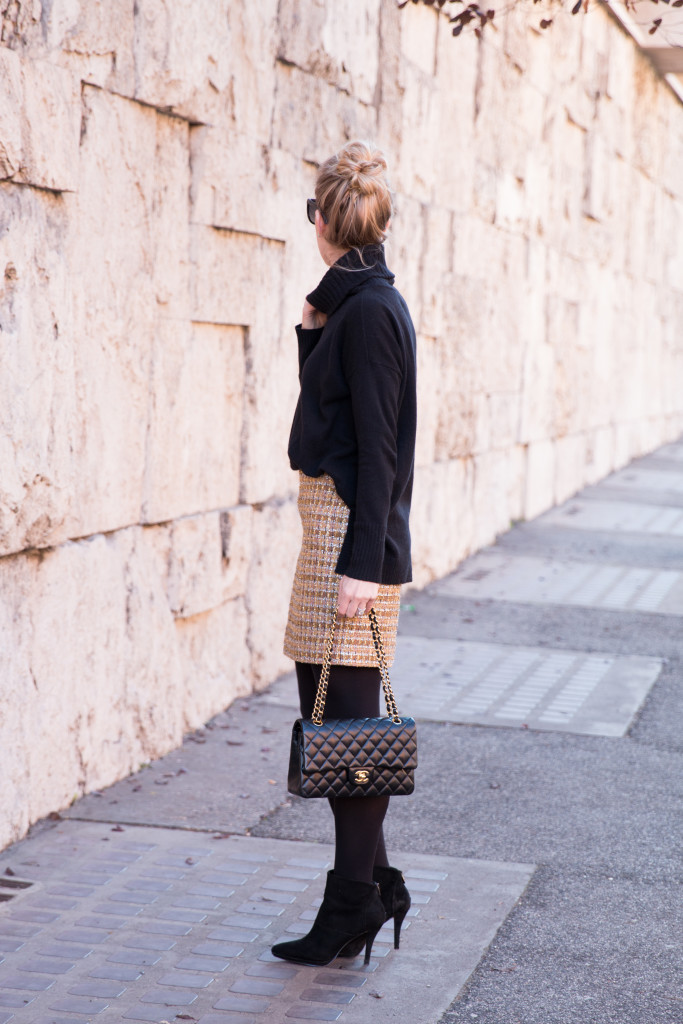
188, 883, 236, 898
231, 977, 286, 996
157, 971, 214, 988
312, 973, 365, 989
9, 910, 59, 923
108, 891, 158, 905
156, 907, 207, 922
93, 903, 142, 916
197, 1016, 258, 1024
106, 950, 161, 966
75, 915, 126, 930
36, 944, 93, 960
46, 885, 95, 898
25, 897, 77, 911
246, 963, 299, 980
0, 992, 35, 1007
67, 979, 127, 997
301, 987, 356, 1004
200, 871, 248, 886
56, 927, 111, 944
0, 937, 24, 952
0, 973, 55, 991
0, 1010, 16, 1023
213, 994, 270, 1012
192, 941, 245, 957
210, 925, 257, 941
123, 879, 172, 892
172, 894, 220, 910
237, 902, 285, 918
88, 965, 142, 981
0, 922, 41, 937
139, 866, 185, 879
284, 1007, 342, 1021
47, 995, 109, 1013
17, 959, 76, 975
175, 955, 233, 973
121, 934, 177, 951
139, 920, 191, 936
122, 1009, 175, 1022
260, 878, 309, 893
139, 987, 197, 1004
221, 914, 269, 930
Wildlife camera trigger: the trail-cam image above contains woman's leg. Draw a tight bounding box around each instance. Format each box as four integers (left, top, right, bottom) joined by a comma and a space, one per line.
295, 661, 391, 884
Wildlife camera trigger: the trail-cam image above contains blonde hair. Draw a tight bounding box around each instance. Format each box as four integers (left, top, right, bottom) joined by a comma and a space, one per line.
315, 141, 393, 251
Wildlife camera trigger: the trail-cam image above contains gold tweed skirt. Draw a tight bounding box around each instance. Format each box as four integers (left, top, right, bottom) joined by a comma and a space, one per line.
283, 471, 402, 667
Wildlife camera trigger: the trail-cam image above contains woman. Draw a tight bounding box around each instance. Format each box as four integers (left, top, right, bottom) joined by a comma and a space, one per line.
272, 141, 417, 967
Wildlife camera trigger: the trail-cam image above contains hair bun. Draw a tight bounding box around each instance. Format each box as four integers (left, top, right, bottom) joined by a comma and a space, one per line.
336, 145, 387, 196
315, 140, 393, 249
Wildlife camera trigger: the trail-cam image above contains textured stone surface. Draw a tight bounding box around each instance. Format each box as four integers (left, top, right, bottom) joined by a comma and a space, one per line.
0, 47, 80, 190
2, 0, 683, 850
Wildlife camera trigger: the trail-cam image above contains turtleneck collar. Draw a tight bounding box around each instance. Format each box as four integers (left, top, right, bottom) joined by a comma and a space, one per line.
306, 243, 395, 318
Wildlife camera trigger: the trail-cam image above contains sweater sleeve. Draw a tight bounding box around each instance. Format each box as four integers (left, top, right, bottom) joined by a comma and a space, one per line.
295, 323, 324, 382
342, 298, 404, 583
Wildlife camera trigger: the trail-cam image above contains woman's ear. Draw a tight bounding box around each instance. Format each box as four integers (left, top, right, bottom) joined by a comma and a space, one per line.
315, 209, 326, 237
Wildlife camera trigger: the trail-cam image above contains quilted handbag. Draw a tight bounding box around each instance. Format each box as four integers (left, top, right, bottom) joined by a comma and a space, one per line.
287, 607, 417, 799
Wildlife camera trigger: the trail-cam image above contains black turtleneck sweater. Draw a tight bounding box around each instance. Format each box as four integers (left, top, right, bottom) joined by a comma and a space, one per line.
287, 244, 417, 585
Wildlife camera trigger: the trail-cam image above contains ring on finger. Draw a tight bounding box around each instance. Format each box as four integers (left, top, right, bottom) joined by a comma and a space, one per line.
356, 606, 365, 617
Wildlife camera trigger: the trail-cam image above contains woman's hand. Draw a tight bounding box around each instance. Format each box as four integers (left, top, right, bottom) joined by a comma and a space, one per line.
337, 575, 380, 618
302, 299, 328, 330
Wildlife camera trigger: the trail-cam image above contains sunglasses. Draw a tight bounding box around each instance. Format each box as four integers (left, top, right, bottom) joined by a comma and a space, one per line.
307, 198, 328, 225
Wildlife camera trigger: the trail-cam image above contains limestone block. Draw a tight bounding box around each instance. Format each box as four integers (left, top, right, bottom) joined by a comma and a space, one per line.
431, 58, 476, 214
418, 204, 453, 338
175, 597, 251, 733
387, 193, 425, 331
554, 433, 586, 505
189, 226, 298, 504
415, 334, 439, 468
400, 0, 437, 75
67, 86, 158, 539
225, 0, 280, 142
190, 128, 308, 245
376, 0, 404, 153
153, 114, 191, 319
0, 587, 32, 850
393, 60, 439, 203
40, 0, 136, 94
277, 0, 381, 105
584, 426, 615, 486
524, 438, 555, 521
410, 458, 475, 588
143, 505, 252, 620
133, 0, 231, 123
143, 320, 244, 523
0, 48, 79, 191
471, 446, 525, 551
0, 528, 184, 843
271, 61, 377, 166
0, 184, 76, 558
488, 392, 521, 452
246, 498, 302, 689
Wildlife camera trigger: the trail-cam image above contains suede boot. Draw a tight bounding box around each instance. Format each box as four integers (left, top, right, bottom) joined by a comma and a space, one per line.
271, 870, 386, 966
338, 865, 411, 958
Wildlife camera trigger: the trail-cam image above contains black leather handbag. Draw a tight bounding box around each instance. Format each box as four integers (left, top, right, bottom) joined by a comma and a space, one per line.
287, 607, 417, 799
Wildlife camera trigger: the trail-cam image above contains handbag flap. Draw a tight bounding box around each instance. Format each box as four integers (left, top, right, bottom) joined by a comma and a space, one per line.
296, 717, 418, 774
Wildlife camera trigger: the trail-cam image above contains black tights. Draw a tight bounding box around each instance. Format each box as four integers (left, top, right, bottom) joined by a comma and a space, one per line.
296, 661, 390, 885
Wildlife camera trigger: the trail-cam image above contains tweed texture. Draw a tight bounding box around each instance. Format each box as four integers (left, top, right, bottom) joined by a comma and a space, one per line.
283, 471, 402, 666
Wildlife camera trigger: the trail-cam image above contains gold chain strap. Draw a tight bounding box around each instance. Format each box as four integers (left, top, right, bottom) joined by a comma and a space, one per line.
311, 607, 402, 726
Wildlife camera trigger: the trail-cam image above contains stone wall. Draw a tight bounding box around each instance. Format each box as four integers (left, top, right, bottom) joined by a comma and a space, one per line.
1, 0, 682, 850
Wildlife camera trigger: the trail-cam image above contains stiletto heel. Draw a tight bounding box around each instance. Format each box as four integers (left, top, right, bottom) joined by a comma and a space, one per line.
364, 925, 382, 964
393, 907, 408, 949
339, 865, 411, 958
271, 872, 385, 967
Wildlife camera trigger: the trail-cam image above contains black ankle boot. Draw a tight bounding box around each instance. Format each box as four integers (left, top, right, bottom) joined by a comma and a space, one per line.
271, 870, 386, 967
338, 865, 411, 958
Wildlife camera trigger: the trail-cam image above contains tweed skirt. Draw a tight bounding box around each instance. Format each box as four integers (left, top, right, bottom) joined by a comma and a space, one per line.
283, 471, 402, 667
